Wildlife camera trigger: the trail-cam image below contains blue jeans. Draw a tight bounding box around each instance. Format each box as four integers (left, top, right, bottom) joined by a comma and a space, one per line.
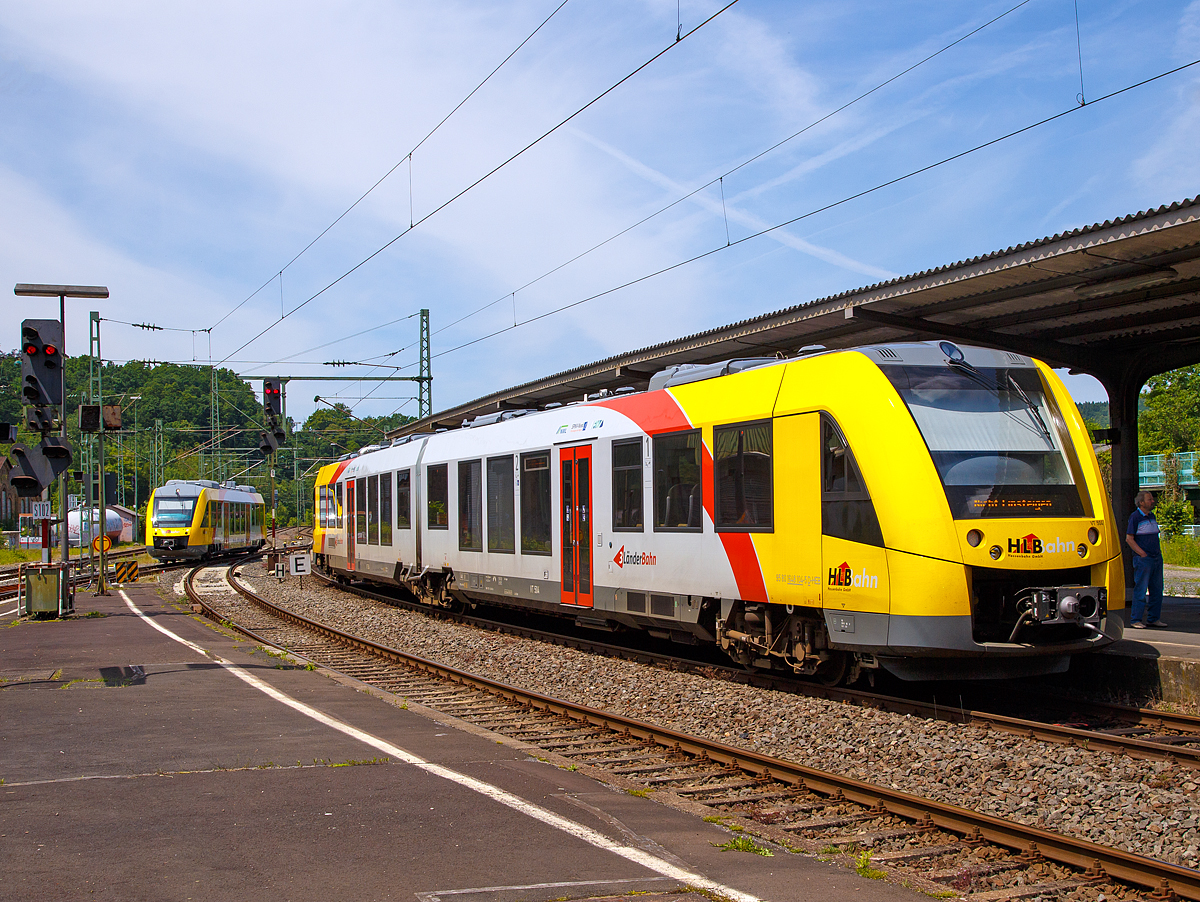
1131, 554, 1164, 624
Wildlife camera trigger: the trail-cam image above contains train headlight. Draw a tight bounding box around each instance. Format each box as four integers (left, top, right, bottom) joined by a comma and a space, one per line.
1088, 527, 1100, 545
966, 529, 983, 547
1077, 542, 1088, 558
989, 545, 1003, 560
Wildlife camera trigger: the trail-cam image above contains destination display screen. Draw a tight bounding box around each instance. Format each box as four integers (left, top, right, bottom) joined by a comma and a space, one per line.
881, 364, 1089, 520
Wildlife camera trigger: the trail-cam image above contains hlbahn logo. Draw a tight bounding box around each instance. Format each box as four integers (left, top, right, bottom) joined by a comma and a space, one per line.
613, 545, 656, 568
828, 561, 878, 589
1007, 533, 1075, 556
1009, 534, 1042, 554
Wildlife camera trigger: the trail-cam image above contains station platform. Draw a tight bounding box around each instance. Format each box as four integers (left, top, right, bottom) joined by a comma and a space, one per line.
0, 582, 920, 902
1060, 593, 1200, 711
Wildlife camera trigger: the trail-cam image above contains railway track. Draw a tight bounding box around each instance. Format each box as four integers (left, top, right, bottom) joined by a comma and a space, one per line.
0, 544, 148, 582
312, 569, 1200, 769
187, 560, 1200, 901
0, 550, 257, 608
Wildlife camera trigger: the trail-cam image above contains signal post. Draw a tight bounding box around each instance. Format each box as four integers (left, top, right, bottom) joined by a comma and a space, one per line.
12, 284, 108, 613
259, 379, 287, 548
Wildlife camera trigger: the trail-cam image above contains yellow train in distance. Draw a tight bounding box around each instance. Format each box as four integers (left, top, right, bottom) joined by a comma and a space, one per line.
313, 341, 1124, 684
147, 479, 267, 560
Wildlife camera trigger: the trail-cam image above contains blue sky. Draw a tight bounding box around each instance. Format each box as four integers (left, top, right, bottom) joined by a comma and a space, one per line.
1, 0, 1198, 423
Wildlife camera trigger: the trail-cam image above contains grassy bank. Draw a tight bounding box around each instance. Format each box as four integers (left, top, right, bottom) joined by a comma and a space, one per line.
1163, 536, 1200, 567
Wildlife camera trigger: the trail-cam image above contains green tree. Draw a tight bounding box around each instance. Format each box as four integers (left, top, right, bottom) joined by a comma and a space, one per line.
1139, 365, 1200, 453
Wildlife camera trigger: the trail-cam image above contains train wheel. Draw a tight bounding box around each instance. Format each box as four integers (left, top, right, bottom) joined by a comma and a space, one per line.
816, 651, 849, 687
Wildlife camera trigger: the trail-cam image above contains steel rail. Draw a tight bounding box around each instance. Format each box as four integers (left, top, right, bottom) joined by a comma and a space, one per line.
216, 563, 1200, 900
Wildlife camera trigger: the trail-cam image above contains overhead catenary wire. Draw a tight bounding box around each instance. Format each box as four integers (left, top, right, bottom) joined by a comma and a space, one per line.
207, 0, 574, 334
425, 57, 1200, 364
428, 0, 1035, 341
215, 1, 741, 366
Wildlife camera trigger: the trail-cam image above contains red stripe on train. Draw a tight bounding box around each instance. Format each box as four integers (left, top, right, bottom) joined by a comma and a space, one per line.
596, 392, 768, 603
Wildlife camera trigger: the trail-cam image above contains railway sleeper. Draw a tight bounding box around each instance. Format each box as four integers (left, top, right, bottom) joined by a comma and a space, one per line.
870, 842, 966, 863
782, 812, 878, 832
961, 882, 1089, 902
823, 828, 940, 850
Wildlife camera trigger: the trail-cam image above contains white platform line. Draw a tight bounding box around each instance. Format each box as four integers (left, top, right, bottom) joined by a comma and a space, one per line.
120, 591, 764, 902
415, 877, 672, 901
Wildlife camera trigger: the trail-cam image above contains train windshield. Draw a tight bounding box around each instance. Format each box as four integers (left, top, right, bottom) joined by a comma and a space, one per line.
881, 365, 1090, 519
153, 496, 198, 527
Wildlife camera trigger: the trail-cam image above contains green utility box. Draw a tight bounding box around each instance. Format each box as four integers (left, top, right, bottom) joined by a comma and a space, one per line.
19, 564, 72, 617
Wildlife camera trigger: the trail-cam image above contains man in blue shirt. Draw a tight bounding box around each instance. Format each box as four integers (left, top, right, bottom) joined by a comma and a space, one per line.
1126, 490, 1167, 629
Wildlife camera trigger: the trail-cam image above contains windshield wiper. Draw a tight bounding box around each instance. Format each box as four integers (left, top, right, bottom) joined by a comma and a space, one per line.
946, 360, 1054, 444
1005, 373, 1053, 442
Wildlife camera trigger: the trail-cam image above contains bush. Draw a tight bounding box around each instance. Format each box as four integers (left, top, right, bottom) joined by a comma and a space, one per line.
1157, 498, 1194, 539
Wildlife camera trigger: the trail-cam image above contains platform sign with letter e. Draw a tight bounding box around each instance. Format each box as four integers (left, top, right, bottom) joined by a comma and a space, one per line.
289, 553, 311, 577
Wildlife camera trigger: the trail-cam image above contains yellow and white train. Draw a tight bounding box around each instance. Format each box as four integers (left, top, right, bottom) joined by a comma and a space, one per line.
313, 341, 1123, 683
147, 479, 267, 560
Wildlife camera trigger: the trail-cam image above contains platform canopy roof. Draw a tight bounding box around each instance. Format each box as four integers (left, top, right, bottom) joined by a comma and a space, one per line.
393, 195, 1200, 437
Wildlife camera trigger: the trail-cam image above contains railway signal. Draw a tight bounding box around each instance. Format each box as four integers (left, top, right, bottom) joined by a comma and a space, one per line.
20, 319, 64, 407
9, 437, 73, 497
259, 378, 287, 458
257, 423, 286, 458
263, 378, 283, 420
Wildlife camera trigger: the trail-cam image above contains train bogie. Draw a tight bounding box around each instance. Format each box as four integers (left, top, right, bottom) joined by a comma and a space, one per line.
314, 342, 1124, 684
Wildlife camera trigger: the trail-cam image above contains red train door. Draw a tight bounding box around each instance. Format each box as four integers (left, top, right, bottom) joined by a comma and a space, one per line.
345, 480, 356, 571
559, 444, 593, 607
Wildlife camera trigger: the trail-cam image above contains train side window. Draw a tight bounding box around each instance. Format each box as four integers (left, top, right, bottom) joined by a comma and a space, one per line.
459, 460, 482, 551
820, 414, 884, 547
427, 464, 448, 529
487, 456, 515, 553
318, 486, 326, 528
714, 420, 773, 532
520, 451, 552, 555
653, 430, 703, 532
611, 439, 643, 532
381, 472, 393, 545
202, 502, 211, 529
397, 469, 411, 529
367, 474, 380, 545
335, 482, 343, 528
356, 477, 368, 544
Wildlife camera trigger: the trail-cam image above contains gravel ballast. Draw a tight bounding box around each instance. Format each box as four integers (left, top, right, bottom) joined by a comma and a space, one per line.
170, 565, 1200, 869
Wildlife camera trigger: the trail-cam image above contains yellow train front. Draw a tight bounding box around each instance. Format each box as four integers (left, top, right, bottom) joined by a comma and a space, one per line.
147, 479, 267, 560
310, 341, 1123, 683
685, 340, 1124, 682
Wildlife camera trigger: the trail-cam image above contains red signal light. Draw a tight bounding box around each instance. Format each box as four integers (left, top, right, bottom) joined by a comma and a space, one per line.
44, 345, 57, 356
23, 344, 37, 355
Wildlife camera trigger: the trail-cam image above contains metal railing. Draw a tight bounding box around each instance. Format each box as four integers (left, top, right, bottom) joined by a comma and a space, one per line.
1139, 452, 1197, 487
